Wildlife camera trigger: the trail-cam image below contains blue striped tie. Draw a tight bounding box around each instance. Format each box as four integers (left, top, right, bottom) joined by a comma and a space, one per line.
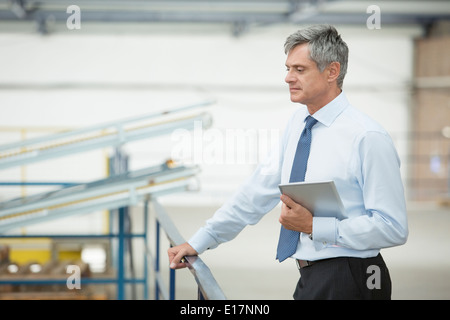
276, 115, 318, 262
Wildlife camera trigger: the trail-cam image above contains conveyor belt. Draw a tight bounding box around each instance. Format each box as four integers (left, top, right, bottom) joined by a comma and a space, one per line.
0, 100, 213, 170
0, 161, 199, 233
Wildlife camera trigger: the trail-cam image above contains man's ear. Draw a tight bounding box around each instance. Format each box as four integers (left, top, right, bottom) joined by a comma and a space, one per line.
327, 62, 341, 83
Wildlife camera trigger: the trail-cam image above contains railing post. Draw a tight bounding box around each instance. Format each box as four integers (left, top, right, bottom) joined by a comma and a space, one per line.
169, 267, 176, 300
143, 199, 149, 300
155, 220, 160, 300
117, 207, 125, 300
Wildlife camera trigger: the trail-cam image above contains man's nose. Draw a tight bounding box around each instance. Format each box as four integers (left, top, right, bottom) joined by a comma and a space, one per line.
285, 70, 294, 83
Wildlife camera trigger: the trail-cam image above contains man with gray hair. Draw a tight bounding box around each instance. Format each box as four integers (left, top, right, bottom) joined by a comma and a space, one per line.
168, 25, 408, 300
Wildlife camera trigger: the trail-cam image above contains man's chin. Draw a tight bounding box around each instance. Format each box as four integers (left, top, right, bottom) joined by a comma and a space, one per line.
290, 95, 304, 104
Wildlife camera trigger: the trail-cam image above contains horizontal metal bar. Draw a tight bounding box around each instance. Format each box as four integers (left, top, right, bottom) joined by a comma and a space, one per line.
0, 5, 448, 25
152, 199, 226, 300
0, 233, 145, 238
0, 182, 193, 232
0, 164, 199, 233
0, 164, 198, 216
0, 278, 146, 285
14, 0, 294, 12
0, 110, 212, 170
414, 76, 450, 89
0, 100, 213, 152
0, 182, 79, 187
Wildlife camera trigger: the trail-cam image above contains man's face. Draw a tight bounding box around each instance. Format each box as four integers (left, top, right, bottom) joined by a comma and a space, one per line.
284, 43, 330, 108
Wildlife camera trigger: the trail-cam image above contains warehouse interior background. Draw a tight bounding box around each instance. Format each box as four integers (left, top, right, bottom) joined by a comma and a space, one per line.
0, 0, 449, 300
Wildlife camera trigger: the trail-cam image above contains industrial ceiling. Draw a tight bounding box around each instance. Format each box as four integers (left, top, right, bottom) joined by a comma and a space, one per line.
0, 0, 449, 35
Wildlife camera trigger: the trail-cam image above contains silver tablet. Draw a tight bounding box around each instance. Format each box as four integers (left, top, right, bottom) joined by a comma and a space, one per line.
278, 180, 345, 220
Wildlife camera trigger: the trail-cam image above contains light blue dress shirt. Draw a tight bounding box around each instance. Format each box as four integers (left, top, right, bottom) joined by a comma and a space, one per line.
189, 91, 408, 261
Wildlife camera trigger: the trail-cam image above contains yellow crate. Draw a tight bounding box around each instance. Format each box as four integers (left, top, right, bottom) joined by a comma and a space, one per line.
0, 238, 51, 265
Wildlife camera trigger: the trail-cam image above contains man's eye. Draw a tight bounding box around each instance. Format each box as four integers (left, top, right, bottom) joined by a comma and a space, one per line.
285, 67, 303, 72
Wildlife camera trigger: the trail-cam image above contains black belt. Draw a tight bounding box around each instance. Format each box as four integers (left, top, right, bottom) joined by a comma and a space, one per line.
296, 259, 317, 269
296, 258, 335, 269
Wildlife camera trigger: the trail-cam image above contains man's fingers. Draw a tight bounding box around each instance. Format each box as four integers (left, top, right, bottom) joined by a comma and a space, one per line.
170, 252, 187, 269
167, 242, 198, 269
280, 194, 297, 208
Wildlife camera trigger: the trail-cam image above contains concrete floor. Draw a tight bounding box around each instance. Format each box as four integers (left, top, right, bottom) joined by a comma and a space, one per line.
160, 201, 450, 300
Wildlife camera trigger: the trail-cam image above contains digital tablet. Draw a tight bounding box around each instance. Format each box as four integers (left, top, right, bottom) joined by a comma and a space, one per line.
278, 180, 345, 220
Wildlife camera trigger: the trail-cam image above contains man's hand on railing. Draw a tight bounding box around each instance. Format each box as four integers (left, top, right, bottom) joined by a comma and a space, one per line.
168, 242, 198, 269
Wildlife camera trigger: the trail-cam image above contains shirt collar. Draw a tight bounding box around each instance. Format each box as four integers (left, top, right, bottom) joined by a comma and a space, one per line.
304, 91, 349, 127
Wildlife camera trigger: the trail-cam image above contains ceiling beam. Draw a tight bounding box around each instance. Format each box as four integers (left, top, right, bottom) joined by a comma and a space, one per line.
0, 0, 449, 35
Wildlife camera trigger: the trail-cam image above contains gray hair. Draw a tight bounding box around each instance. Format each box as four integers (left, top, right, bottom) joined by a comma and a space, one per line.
284, 25, 348, 88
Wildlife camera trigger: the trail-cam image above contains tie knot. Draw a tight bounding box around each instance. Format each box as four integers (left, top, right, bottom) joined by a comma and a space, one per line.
305, 116, 318, 130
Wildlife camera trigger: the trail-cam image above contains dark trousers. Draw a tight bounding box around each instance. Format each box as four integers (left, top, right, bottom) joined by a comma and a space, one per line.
293, 254, 392, 300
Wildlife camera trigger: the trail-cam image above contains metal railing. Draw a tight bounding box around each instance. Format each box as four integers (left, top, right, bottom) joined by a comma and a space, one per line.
0, 100, 213, 170
150, 199, 226, 300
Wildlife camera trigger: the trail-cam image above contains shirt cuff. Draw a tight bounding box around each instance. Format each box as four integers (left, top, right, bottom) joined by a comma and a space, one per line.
312, 217, 337, 248
188, 227, 220, 255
